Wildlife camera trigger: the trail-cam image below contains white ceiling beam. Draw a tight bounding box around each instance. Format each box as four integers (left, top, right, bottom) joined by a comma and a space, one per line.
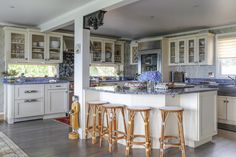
39, 0, 140, 32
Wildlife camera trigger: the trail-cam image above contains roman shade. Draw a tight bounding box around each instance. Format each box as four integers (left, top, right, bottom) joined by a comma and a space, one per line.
218, 34, 236, 58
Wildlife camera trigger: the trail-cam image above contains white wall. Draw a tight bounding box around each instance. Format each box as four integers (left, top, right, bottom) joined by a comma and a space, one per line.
0, 27, 5, 113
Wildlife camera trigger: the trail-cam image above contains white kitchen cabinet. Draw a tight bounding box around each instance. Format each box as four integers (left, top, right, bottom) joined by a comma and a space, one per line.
14, 98, 44, 118
90, 37, 115, 64
169, 40, 177, 65
186, 38, 197, 64
226, 97, 236, 122
45, 84, 69, 114
114, 41, 124, 64
130, 42, 138, 65
4, 27, 64, 64
46, 33, 63, 63
217, 96, 227, 120
168, 33, 214, 66
4, 83, 69, 124
28, 31, 47, 62
4, 27, 29, 63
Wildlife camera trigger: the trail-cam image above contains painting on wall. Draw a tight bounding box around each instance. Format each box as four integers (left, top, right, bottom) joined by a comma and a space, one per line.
130, 45, 138, 64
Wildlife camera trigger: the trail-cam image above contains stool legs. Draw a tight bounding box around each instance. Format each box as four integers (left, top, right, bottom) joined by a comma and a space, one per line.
92, 105, 97, 144
85, 105, 91, 139
125, 110, 134, 156
160, 111, 168, 157
144, 111, 151, 157
159, 110, 186, 157
177, 112, 186, 157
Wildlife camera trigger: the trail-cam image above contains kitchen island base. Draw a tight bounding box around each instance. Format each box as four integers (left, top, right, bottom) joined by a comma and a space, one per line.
82, 88, 217, 149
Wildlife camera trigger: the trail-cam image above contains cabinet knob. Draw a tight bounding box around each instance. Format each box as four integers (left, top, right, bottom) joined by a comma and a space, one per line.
25, 58, 28, 60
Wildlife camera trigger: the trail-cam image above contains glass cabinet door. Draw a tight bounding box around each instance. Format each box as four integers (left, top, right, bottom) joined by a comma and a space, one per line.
48, 35, 62, 62
91, 40, 102, 62
30, 33, 45, 60
170, 41, 176, 64
104, 42, 114, 63
178, 40, 185, 64
10, 32, 27, 60
114, 44, 122, 63
198, 38, 206, 63
187, 39, 195, 64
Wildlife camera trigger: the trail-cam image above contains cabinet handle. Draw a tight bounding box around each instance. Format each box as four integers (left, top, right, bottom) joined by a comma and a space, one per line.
25, 58, 28, 60
55, 85, 61, 87
25, 90, 38, 93
24, 99, 38, 103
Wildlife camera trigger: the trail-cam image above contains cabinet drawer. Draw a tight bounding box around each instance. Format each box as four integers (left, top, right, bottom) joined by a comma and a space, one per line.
14, 98, 44, 118
15, 85, 44, 100
46, 83, 68, 90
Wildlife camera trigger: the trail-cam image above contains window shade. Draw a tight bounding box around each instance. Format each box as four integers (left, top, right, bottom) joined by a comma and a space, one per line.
218, 34, 236, 58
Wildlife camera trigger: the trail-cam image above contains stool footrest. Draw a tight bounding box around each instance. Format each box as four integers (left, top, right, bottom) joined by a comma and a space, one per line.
164, 143, 181, 148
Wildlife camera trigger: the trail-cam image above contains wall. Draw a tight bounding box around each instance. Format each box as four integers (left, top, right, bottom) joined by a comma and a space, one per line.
0, 27, 5, 113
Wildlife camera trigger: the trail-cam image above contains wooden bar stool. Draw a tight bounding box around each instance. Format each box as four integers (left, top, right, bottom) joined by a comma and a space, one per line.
85, 101, 108, 144
159, 106, 186, 157
99, 104, 127, 152
125, 106, 152, 157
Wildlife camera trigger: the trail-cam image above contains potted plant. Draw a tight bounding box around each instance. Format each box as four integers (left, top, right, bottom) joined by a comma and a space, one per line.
1, 70, 19, 83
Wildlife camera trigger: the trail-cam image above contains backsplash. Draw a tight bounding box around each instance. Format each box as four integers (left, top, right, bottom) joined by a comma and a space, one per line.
59, 52, 74, 79
169, 65, 216, 78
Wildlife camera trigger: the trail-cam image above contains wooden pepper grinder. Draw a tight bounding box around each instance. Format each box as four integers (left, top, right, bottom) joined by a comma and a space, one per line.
68, 96, 80, 140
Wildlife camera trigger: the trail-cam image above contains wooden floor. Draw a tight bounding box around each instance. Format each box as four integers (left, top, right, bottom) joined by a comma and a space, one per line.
1, 119, 236, 157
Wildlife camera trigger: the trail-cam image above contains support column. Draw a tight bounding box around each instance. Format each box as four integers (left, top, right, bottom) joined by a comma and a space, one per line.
74, 16, 90, 139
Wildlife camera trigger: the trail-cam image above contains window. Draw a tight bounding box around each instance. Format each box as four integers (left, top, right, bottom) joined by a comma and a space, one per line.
217, 34, 236, 76
8, 64, 58, 77
90, 65, 118, 77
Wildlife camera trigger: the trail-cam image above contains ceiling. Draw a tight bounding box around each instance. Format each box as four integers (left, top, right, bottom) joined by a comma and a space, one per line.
63, 0, 236, 39
0, 0, 94, 26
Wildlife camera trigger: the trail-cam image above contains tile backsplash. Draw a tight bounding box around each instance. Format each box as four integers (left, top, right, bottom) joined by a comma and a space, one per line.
169, 65, 216, 78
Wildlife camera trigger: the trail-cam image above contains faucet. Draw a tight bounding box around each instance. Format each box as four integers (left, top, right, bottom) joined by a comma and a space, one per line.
228, 75, 236, 87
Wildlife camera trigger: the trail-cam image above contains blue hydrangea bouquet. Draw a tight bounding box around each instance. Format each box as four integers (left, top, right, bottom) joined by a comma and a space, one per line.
138, 71, 162, 83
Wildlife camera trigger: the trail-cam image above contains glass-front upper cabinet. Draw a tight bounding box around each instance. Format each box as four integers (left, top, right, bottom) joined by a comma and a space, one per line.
47, 34, 63, 63
104, 41, 114, 63
198, 37, 207, 63
187, 39, 195, 64
178, 40, 185, 64
114, 42, 124, 63
4, 28, 28, 62
169, 41, 177, 65
29, 32, 46, 61
91, 40, 103, 62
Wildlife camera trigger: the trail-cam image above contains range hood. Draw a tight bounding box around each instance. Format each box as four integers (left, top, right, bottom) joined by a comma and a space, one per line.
138, 40, 161, 51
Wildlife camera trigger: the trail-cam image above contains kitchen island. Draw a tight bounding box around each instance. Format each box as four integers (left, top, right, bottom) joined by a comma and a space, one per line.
83, 85, 218, 149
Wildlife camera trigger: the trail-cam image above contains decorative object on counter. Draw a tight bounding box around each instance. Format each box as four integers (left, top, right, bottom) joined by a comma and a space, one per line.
1, 70, 19, 83
83, 10, 106, 30
68, 96, 80, 140
138, 71, 162, 92
123, 82, 146, 91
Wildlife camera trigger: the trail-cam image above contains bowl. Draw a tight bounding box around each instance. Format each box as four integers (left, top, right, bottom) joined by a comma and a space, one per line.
33, 42, 38, 47
51, 41, 60, 49
39, 42, 44, 47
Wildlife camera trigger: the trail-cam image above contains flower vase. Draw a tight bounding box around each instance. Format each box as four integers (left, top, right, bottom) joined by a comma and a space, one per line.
147, 81, 155, 92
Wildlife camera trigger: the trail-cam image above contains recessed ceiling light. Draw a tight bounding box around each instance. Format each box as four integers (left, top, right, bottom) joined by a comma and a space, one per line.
150, 16, 155, 19
9, 5, 15, 9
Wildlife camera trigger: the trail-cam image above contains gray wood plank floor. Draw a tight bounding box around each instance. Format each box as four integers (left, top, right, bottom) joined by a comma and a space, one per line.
0, 119, 236, 157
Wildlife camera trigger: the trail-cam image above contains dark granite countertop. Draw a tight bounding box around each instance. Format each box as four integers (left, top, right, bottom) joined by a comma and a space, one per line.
86, 85, 218, 96
3, 78, 69, 85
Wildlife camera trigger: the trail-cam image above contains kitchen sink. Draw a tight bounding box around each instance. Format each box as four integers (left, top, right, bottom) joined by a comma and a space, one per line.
218, 85, 236, 96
